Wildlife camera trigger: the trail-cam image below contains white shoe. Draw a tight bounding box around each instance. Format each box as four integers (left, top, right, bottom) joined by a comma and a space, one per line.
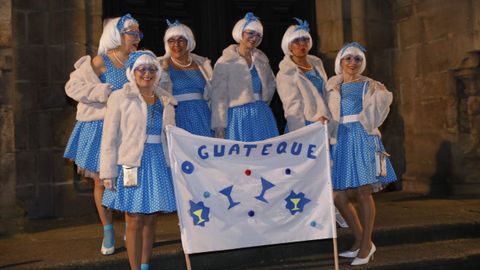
100, 239, 115, 255
351, 243, 376, 266
339, 249, 359, 258
335, 208, 349, 228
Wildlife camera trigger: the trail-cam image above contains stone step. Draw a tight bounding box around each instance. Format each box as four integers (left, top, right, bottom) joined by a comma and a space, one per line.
32, 220, 480, 270
235, 238, 480, 270
4, 194, 479, 270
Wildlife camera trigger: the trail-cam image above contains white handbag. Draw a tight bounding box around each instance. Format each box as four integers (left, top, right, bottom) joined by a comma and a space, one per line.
122, 166, 138, 187
374, 137, 390, 177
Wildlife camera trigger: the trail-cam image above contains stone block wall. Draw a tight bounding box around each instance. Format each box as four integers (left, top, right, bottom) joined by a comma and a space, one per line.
0, 0, 18, 235
394, 0, 480, 194
12, 0, 102, 218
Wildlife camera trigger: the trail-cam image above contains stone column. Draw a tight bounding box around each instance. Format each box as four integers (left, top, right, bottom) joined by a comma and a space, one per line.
0, 0, 19, 235
350, 0, 366, 46
451, 52, 480, 195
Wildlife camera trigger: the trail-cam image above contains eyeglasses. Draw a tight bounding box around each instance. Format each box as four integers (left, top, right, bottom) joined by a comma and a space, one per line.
167, 37, 188, 46
134, 65, 158, 75
122, 30, 144, 40
292, 37, 311, 45
342, 55, 363, 63
243, 31, 262, 39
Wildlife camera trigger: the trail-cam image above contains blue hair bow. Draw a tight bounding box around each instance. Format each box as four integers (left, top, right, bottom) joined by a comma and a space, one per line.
293, 17, 310, 32
340, 42, 367, 54
116, 13, 138, 32
243, 12, 260, 30
166, 19, 181, 28
126, 51, 156, 70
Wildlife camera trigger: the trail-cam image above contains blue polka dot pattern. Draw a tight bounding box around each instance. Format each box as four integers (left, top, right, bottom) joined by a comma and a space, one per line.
169, 65, 214, 137
64, 120, 103, 173
102, 99, 177, 214
64, 54, 129, 175
304, 69, 325, 97
225, 66, 279, 142
331, 81, 397, 190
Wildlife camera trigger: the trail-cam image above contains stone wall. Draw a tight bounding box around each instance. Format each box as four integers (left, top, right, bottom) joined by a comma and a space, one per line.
394, 0, 480, 194
0, 0, 17, 234
4, 0, 480, 222
12, 0, 102, 218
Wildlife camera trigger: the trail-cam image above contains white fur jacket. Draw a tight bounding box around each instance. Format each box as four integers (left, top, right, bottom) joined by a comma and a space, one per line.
211, 44, 276, 129
99, 81, 177, 179
65, 55, 113, 121
158, 53, 213, 101
276, 55, 330, 131
325, 74, 393, 144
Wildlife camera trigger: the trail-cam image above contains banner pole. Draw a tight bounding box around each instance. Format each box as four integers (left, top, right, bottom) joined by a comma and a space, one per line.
332, 238, 340, 270
184, 253, 192, 270
323, 123, 339, 270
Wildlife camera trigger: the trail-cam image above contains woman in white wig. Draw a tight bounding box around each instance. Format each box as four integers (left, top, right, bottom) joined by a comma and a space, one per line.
63, 13, 142, 255
325, 42, 397, 266
100, 50, 177, 270
159, 19, 214, 136
276, 18, 329, 132
211, 12, 279, 141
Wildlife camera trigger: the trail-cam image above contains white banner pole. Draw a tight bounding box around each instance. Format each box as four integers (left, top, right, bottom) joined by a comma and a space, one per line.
184, 253, 192, 270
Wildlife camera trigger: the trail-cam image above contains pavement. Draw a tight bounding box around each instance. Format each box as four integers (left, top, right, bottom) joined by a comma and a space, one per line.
0, 191, 479, 270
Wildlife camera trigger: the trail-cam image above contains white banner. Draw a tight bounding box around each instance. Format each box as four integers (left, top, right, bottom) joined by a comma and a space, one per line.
166, 123, 336, 254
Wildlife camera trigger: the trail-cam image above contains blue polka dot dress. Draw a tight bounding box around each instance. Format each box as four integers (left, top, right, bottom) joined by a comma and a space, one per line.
225, 66, 279, 141
64, 54, 128, 176
331, 81, 397, 190
169, 65, 214, 137
285, 69, 324, 133
102, 99, 177, 214
305, 69, 325, 97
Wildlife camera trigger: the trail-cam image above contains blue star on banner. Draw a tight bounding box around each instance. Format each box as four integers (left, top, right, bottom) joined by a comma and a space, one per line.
255, 177, 275, 203
189, 200, 210, 227
284, 191, 311, 215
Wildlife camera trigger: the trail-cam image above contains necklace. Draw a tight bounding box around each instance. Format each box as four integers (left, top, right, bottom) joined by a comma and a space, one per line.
112, 50, 125, 66
344, 77, 361, 83
170, 55, 192, 68
141, 92, 155, 98
293, 60, 313, 71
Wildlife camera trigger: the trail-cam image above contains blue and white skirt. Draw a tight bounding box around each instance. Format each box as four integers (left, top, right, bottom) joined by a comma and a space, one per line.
331, 122, 397, 191
102, 142, 177, 214
225, 101, 279, 142
64, 120, 103, 177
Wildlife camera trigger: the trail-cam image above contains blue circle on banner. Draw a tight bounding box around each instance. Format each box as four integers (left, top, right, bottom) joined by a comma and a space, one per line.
203, 191, 210, 198
248, 210, 255, 217
182, 161, 194, 174
310, 221, 317, 227
285, 168, 292, 175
